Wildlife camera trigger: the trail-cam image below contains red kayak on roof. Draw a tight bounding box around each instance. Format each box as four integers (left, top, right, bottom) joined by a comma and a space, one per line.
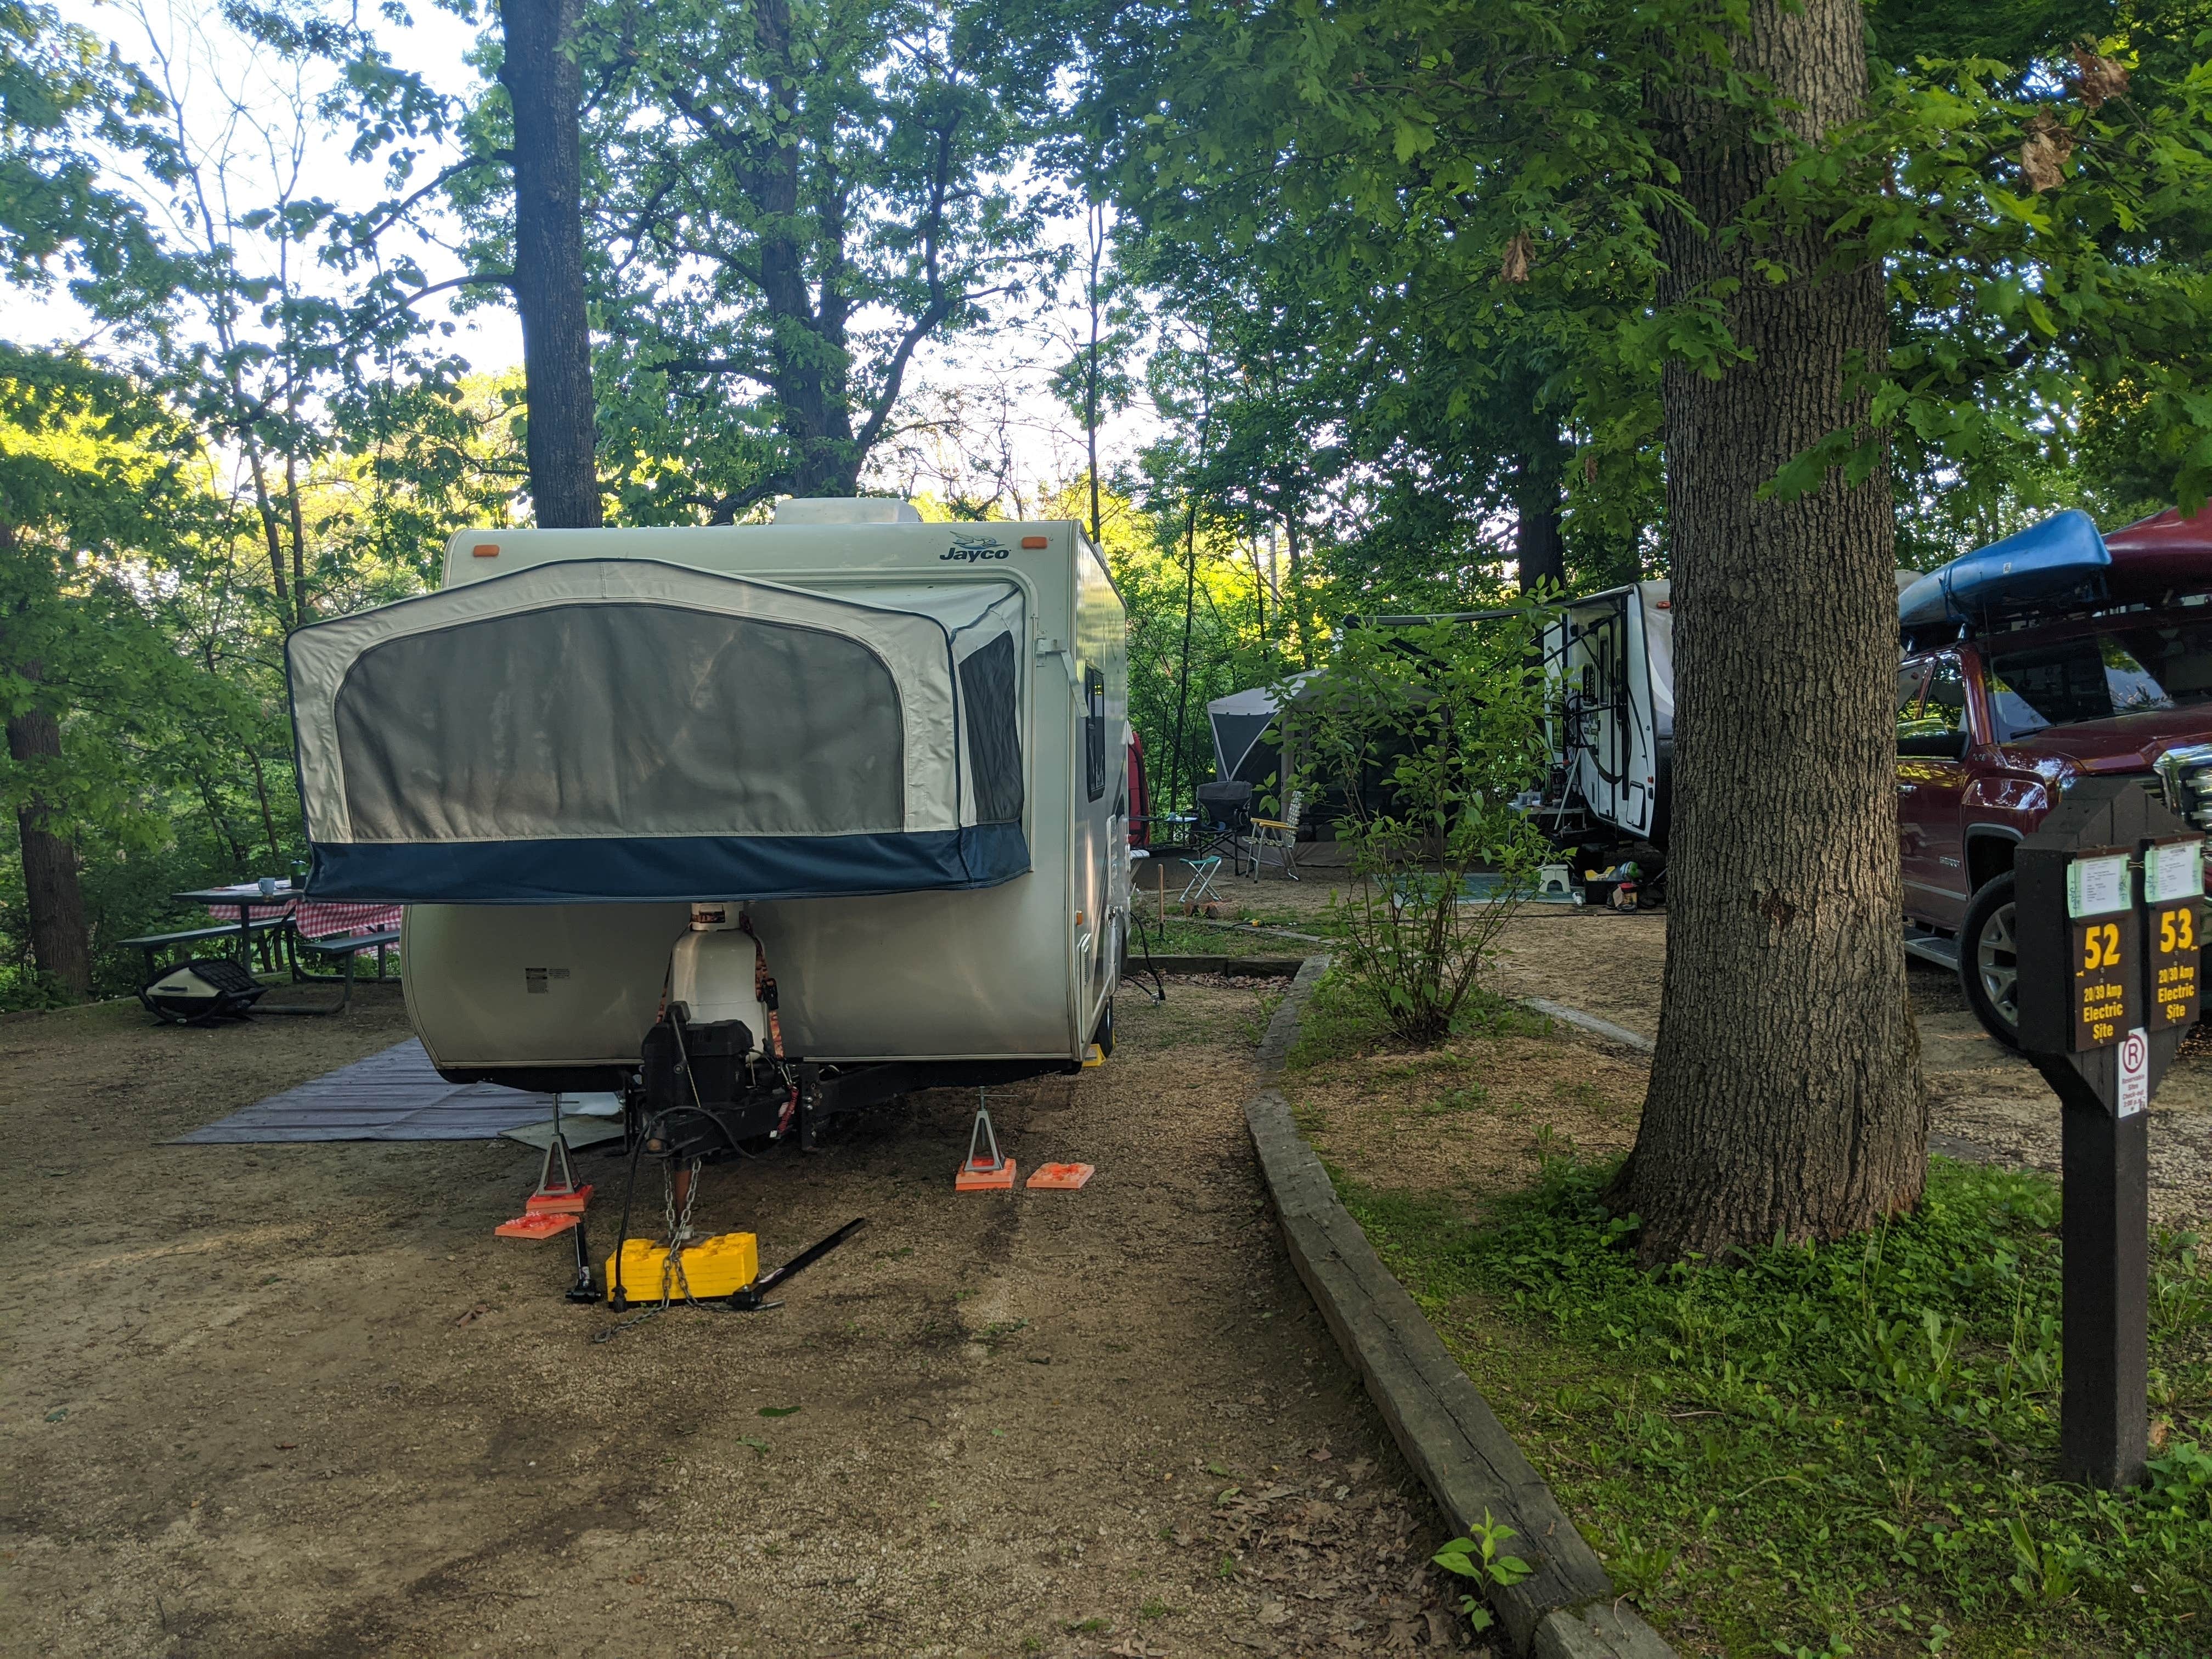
2103, 504, 2212, 602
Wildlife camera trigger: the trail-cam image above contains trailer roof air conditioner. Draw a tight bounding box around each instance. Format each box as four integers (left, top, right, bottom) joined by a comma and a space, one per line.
771, 496, 924, 525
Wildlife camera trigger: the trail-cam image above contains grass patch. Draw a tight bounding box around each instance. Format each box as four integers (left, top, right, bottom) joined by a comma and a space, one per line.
1230, 903, 1347, 937
1420, 1081, 1492, 1116
1285, 962, 1550, 1071
1136, 916, 1293, 958
1341, 1158, 2212, 1657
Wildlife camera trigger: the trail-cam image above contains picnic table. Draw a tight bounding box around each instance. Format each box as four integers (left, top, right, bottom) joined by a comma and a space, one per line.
173, 882, 297, 969
123, 882, 404, 988
119, 882, 298, 981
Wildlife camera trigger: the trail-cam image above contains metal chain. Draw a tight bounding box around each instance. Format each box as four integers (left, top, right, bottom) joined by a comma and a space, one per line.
590, 1156, 704, 1345
661, 1158, 702, 1305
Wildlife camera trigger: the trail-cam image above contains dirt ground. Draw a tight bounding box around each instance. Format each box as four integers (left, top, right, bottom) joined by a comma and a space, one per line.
0, 977, 1483, 1659
1286, 1034, 1649, 1227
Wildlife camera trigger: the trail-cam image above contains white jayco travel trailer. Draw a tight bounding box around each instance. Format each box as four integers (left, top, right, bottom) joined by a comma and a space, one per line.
286, 499, 1130, 1153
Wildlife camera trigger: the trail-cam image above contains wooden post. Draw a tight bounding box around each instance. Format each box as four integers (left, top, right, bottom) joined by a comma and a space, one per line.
2055, 1088, 2151, 1486
2016, 776, 2200, 1489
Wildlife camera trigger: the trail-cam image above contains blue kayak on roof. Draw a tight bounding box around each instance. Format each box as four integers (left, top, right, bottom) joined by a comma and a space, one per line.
1898, 509, 2110, 631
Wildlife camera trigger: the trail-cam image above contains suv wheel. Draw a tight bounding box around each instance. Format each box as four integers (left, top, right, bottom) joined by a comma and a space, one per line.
1959, 872, 2022, 1049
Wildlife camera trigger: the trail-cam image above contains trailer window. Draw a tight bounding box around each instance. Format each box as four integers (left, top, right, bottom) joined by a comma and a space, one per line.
958, 632, 1023, 825
1084, 666, 1107, 802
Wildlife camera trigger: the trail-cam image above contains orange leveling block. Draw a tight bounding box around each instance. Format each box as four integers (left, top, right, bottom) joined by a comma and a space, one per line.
955, 1087, 1016, 1190
1026, 1162, 1094, 1190
493, 1093, 601, 1301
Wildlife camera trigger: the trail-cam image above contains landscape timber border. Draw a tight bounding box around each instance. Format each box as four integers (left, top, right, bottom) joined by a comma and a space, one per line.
1246, 955, 1677, 1659
1145, 955, 1308, 977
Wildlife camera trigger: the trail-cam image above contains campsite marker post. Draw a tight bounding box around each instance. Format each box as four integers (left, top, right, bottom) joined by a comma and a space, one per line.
2015, 777, 2202, 1489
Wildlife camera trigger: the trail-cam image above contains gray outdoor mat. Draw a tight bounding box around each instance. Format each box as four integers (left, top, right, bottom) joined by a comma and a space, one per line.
173, 1039, 555, 1143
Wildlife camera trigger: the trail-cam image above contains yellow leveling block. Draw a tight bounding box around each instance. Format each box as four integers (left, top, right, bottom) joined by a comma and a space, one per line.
605, 1232, 759, 1302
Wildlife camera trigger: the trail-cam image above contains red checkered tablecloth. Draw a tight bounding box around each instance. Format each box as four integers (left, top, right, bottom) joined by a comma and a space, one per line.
201, 889, 404, 947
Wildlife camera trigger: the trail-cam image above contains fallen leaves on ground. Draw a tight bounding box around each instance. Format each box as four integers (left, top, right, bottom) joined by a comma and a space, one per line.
1157, 1468, 1469, 1652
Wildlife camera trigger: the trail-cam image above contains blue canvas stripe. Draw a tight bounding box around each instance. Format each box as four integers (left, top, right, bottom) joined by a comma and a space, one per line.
307, 823, 1031, 904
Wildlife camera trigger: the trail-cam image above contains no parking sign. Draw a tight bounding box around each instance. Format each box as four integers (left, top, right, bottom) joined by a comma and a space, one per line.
2117, 1028, 2149, 1118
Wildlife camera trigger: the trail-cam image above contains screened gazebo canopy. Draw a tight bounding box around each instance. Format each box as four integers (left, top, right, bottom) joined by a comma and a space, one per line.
287, 560, 1029, 903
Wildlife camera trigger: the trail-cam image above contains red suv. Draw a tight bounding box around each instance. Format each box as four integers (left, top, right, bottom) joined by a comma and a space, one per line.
1898, 506, 2212, 1043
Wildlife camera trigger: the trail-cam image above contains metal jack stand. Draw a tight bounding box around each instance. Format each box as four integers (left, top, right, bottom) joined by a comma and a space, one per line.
494, 1092, 599, 1302
727, 1217, 871, 1312
955, 1087, 1017, 1190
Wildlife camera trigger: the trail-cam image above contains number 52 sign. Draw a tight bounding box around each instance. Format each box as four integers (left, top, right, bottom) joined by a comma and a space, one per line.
2067, 850, 2137, 1049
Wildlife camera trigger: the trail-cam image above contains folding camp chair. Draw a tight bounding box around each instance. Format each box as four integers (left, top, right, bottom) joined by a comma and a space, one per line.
1192, 781, 1254, 876
1178, 854, 1227, 908
1249, 790, 1302, 881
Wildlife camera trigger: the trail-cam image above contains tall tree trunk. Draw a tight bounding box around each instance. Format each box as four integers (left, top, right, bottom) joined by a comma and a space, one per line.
1284, 512, 1316, 665
284, 445, 310, 621
1511, 455, 1565, 595
246, 746, 284, 868
245, 445, 292, 629
1166, 497, 1201, 815
1, 519, 92, 997
1086, 201, 1104, 546
7, 697, 92, 998
1615, 0, 1926, 1260
499, 0, 602, 528
187, 763, 249, 872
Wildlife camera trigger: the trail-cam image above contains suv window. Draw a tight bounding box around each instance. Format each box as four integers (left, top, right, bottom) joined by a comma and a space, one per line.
1897, 661, 1930, 720
1923, 656, 1966, 732
1988, 620, 2212, 740
1898, 654, 1968, 755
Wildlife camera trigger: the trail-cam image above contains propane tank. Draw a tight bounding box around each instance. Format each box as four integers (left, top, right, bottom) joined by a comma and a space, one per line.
669, 904, 772, 1040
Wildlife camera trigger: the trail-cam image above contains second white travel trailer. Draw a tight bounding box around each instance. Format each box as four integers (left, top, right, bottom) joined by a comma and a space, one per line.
1542, 582, 1676, 848
1539, 573, 1929, 851
285, 499, 1130, 1153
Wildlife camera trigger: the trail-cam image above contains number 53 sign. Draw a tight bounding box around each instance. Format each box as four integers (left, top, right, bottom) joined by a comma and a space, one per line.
2148, 839, 2202, 1030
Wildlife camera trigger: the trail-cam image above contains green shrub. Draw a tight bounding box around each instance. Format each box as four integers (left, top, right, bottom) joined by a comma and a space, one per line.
1278, 612, 1552, 1045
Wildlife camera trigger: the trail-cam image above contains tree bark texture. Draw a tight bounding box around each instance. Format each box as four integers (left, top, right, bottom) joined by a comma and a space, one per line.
1512, 457, 1565, 595
1618, 0, 1926, 1259
7, 701, 92, 997
499, 0, 602, 528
